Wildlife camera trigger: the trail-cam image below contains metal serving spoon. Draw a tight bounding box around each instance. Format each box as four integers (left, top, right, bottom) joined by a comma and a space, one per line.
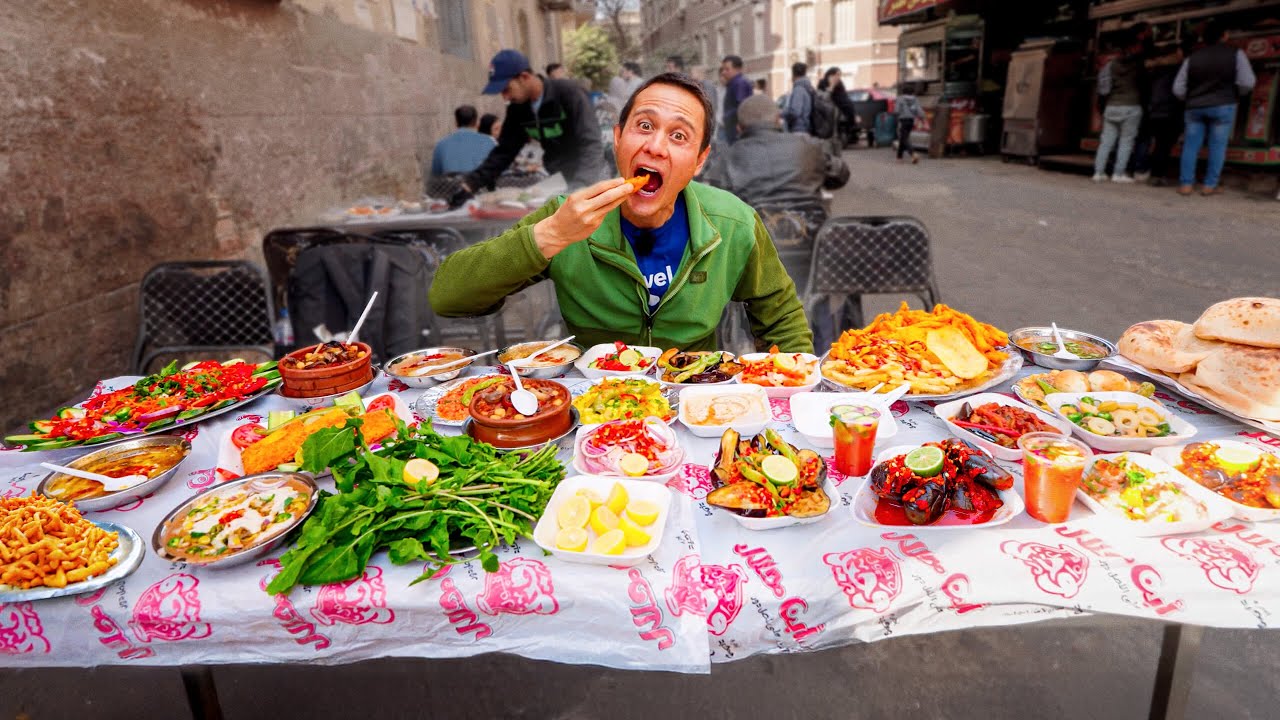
509, 335, 577, 370
40, 462, 148, 493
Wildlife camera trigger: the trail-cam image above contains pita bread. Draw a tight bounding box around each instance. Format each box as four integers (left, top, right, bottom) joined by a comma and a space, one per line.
1180, 344, 1280, 421
1117, 320, 1220, 374
1194, 297, 1280, 349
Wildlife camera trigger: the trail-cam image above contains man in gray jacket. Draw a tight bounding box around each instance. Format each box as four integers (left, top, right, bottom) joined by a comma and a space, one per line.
1093, 28, 1146, 183
783, 62, 814, 135
1174, 22, 1256, 196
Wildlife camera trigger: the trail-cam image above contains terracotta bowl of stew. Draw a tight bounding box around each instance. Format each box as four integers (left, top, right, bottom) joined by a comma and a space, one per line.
466, 377, 574, 449
279, 341, 374, 398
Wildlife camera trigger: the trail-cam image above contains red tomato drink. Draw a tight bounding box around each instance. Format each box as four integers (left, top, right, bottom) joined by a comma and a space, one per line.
1018, 432, 1090, 523
830, 404, 880, 477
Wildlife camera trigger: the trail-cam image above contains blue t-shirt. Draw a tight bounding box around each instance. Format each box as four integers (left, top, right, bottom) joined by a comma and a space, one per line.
620, 195, 690, 312
431, 129, 497, 176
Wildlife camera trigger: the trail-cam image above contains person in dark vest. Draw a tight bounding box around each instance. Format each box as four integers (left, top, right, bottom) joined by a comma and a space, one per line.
1092, 28, 1146, 183
1143, 38, 1194, 186
1173, 22, 1256, 196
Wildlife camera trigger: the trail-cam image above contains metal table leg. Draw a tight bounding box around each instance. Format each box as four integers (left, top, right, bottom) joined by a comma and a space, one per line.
1148, 623, 1203, 720
181, 666, 223, 720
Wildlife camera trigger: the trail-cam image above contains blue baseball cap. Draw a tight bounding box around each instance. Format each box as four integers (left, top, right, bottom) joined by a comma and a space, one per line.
482, 49, 532, 94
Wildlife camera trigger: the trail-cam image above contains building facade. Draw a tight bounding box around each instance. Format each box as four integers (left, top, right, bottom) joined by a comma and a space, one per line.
640, 0, 899, 98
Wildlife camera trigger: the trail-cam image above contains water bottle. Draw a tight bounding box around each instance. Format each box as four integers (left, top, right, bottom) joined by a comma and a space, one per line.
274, 308, 294, 348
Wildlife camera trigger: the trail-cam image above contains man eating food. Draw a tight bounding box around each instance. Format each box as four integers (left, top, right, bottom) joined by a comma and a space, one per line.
430, 73, 813, 353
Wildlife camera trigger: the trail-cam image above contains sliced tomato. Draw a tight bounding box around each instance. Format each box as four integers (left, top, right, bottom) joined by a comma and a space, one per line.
231, 423, 265, 450
215, 467, 241, 481
366, 395, 396, 414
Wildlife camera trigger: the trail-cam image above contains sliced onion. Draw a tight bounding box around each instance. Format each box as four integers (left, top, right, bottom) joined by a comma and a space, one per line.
137, 405, 182, 423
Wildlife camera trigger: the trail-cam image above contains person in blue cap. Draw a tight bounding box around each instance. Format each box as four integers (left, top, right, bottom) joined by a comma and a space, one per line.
449, 49, 608, 207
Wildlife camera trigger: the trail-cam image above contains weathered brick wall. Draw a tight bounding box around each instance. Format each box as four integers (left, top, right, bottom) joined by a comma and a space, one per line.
0, 0, 494, 431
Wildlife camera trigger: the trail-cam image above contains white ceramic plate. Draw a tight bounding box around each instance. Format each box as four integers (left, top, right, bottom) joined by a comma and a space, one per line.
0, 521, 145, 602
1044, 391, 1197, 453
820, 349, 1024, 402
850, 444, 1026, 530
574, 343, 662, 380
532, 475, 672, 566
734, 352, 823, 399
677, 384, 772, 438
789, 392, 900, 449
215, 392, 413, 479
1151, 440, 1280, 523
933, 392, 1073, 461
1076, 452, 1235, 537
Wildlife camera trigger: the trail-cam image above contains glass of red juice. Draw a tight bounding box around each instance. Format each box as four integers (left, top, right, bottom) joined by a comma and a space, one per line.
830, 404, 880, 476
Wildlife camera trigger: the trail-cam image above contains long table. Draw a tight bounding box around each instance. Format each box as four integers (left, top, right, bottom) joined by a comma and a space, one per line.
2, 364, 1278, 713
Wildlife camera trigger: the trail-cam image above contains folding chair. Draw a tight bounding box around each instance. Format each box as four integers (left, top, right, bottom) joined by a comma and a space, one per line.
132, 261, 275, 374
802, 216, 941, 350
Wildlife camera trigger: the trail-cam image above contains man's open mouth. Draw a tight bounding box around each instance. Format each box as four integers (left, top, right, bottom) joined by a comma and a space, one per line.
634, 166, 664, 197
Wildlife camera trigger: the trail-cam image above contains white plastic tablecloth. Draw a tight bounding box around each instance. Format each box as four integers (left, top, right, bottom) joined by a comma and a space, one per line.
2, 365, 1279, 671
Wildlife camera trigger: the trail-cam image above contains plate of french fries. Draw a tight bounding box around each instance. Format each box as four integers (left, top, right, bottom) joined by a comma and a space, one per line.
820, 303, 1022, 401
0, 495, 144, 602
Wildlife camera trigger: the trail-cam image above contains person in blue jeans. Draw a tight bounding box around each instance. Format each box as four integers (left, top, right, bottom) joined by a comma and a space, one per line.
1092, 29, 1145, 183
1174, 22, 1256, 196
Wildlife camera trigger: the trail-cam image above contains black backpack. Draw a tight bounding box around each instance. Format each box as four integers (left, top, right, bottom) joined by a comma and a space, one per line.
809, 88, 838, 139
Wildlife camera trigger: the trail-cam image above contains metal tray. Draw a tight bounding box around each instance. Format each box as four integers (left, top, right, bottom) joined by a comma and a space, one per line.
819, 348, 1023, 402
0, 521, 145, 602
35, 436, 192, 513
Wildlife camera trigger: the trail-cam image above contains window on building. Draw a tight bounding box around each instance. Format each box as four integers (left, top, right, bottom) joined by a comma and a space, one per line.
731, 18, 741, 55
754, 11, 765, 54
792, 3, 814, 49
716, 25, 725, 61
438, 0, 472, 60
832, 0, 855, 43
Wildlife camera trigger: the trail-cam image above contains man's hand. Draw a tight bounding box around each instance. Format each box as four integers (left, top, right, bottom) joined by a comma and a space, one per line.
532, 178, 636, 259
448, 184, 474, 209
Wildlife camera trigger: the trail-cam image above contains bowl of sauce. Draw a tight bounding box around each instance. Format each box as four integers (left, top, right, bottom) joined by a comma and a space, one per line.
37, 436, 191, 512
1009, 327, 1116, 371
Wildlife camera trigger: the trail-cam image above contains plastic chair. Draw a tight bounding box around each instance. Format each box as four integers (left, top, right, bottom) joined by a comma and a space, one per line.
132, 261, 275, 374
802, 216, 941, 350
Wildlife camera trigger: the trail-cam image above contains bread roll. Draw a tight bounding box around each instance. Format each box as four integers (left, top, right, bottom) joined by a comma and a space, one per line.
1117, 320, 1220, 374
1194, 297, 1280, 349
1087, 370, 1133, 392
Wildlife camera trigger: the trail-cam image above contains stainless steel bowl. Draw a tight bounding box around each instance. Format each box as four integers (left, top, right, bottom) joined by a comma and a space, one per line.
151, 471, 319, 569
36, 436, 192, 513
1009, 327, 1116, 371
462, 408, 580, 454
384, 347, 478, 388
497, 341, 585, 379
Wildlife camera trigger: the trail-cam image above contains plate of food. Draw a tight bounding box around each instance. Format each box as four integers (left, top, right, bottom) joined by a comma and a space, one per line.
36, 436, 192, 512
498, 340, 585, 379
933, 393, 1073, 461
820, 303, 1021, 401
532, 476, 672, 566
573, 417, 684, 482
1151, 440, 1280, 522
152, 471, 320, 568
1044, 391, 1196, 452
572, 376, 677, 426
852, 440, 1023, 530
463, 377, 578, 451
574, 342, 662, 379
1013, 368, 1155, 412
705, 428, 835, 530
677, 384, 771, 438
735, 348, 822, 398
656, 349, 742, 386
4, 360, 280, 453
789, 392, 899, 449
1009, 326, 1116, 371
384, 347, 478, 388
216, 391, 411, 479
0, 496, 145, 602
1077, 452, 1233, 536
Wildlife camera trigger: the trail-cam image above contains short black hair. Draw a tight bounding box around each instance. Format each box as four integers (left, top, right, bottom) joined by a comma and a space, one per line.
454, 105, 478, 128
666, 55, 685, 71
624, 61, 642, 76
1203, 20, 1225, 45
546, 62, 563, 75
755, 78, 767, 91
478, 113, 499, 135
792, 62, 807, 79
722, 55, 744, 69
618, 72, 716, 153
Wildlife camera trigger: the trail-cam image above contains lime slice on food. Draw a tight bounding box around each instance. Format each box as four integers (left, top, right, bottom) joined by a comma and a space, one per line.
761, 454, 799, 485
1215, 445, 1262, 475
904, 446, 945, 478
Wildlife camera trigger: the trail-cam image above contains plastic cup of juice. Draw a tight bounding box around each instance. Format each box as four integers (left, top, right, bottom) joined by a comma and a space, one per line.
830, 404, 880, 477
1018, 432, 1090, 523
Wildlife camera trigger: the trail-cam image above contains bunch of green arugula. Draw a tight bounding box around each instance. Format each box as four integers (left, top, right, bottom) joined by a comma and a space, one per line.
265, 418, 563, 596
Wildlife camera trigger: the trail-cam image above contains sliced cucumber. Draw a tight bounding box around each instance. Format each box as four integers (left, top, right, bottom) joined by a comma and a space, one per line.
253, 369, 281, 382
333, 391, 364, 416
25, 439, 82, 451
144, 417, 177, 432
176, 408, 208, 421
181, 360, 201, 371
57, 406, 87, 420
267, 410, 296, 431
83, 432, 126, 446
618, 348, 642, 367
208, 398, 237, 411
5, 433, 51, 446
276, 462, 301, 473
30, 420, 56, 434
222, 358, 247, 366
255, 360, 279, 373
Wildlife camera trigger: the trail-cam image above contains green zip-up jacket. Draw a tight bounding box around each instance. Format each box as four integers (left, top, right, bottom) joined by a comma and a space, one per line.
429, 181, 813, 353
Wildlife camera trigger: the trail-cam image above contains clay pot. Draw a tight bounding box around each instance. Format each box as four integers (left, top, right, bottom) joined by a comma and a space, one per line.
466, 377, 573, 449
279, 342, 374, 398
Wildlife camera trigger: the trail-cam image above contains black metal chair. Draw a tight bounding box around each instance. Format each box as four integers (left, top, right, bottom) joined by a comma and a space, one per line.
132, 261, 275, 374
802, 216, 941, 350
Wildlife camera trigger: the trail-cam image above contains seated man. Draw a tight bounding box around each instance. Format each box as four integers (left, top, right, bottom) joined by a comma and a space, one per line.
430, 73, 813, 352
430, 105, 497, 177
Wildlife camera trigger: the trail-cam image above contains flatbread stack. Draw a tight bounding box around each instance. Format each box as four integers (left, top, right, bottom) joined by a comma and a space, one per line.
1118, 298, 1280, 422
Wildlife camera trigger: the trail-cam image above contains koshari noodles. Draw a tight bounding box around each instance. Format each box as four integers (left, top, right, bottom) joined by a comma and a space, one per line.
684, 392, 768, 426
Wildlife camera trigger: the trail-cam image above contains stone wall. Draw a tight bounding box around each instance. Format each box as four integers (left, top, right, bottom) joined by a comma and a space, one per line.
0, 0, 498, 431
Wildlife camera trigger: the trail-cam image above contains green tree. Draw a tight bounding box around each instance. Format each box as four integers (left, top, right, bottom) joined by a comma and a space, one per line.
564, 24, 618, 93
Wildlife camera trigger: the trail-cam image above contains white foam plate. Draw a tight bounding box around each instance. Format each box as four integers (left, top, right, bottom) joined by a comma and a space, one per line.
934, 392, 1073, 461
1076, 452, 1235, 537
574, 344, 662, 380
790, 391, 900, 449
734, 352, 822, 399
532, 475, 672, 566
677, 384, 772, 438
1044, 391, 1197, 453
1151, 440, 1280, 523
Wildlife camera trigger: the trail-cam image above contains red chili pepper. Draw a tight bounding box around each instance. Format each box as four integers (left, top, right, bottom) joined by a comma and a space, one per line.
219, 509, 244, 524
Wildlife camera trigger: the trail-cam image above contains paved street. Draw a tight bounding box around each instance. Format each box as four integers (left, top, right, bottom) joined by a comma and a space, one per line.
3, 148, 1279, 720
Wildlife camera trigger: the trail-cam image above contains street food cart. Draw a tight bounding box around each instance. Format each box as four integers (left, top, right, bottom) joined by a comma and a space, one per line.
1000, 39, 1087, 163
895, 13, 986, 154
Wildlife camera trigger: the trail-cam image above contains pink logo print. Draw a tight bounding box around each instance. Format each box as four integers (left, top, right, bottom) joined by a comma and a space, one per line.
823, 547, 902, 613
664, 554, 747, 635
1161, 537, 1262, 595
769, 397, 793, 422
235, 413, 264, 423
311, 567, 396, 626
129, 573, 213, 643
186, 467, 216, 491
1000, 541, 1089, 599
388, 378, 410, 393
475, 558, 559, 616
889, 400, 910, 418
667, 464, 716, 500
823, 458, 852, 486
0, 603, 51, 654
178, 425, 200, 443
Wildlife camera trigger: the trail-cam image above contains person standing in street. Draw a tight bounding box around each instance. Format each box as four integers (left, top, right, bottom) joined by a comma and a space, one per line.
783, 62, 814, 135
719, 55, 753, 144
449, 49, 607, 207
1143, 39, 1193, 186
546, 63, 568, 80
1092, 29, 1145, 183
895, 82, 925, 163
1174, 22, 1256, 196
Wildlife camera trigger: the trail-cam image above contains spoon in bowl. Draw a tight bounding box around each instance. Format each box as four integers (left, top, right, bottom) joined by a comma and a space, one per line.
406, 349, 498, 376
509, 335, 577, 369
41, 462, 148, 493
508, 363, 539, 416
1049, 322, 1078, 360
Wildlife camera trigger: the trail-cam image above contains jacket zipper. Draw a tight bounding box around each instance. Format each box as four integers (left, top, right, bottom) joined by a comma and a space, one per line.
647, 232, 722, 344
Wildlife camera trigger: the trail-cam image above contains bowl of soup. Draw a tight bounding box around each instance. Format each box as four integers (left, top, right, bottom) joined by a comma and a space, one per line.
37, 436, 191, 513
384, 347, 477, 388
1009, 327, 1116, 371
497, 341, 584, 379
